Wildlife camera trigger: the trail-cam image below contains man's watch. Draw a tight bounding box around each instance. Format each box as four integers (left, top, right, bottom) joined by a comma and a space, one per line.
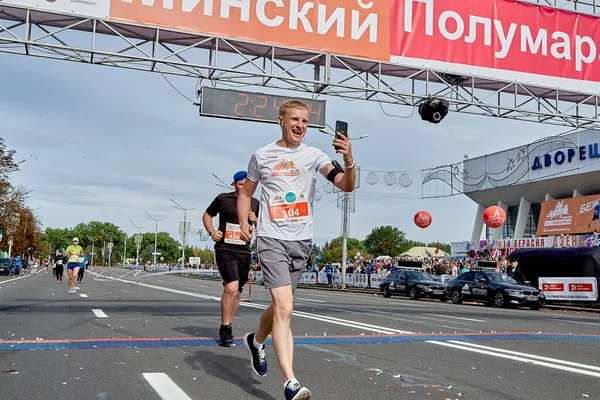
345, 160, 356, 169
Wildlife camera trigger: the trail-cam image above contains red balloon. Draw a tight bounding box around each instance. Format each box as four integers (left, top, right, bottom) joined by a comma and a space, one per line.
483, 206, 507, 228
414, 211, 432, 228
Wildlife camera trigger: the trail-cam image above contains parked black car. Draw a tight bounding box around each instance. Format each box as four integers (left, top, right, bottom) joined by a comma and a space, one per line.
0, 258, 11, 275
446, 268, 545, 310
380, 268, 447, 301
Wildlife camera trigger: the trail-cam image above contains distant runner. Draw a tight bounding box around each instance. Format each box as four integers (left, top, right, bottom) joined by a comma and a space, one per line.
55, 250, 65, 283
238, 100, 356, 400
77, 255, 87, 284
203, 170, 259, 346
65, 238, 83, 294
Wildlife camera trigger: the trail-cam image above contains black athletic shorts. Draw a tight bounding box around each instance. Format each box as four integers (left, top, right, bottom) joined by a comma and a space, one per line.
215, 250, 251, 293
593, 213, 599, 221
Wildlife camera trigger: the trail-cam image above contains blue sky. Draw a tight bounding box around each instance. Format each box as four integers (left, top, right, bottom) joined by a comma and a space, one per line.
0, 52, 565, 248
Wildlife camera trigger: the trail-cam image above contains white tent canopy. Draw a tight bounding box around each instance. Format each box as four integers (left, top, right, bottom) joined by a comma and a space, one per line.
400, 247, 448, 258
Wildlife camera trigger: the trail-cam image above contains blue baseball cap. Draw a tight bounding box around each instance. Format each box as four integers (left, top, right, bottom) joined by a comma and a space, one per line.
232, 171, 247, 184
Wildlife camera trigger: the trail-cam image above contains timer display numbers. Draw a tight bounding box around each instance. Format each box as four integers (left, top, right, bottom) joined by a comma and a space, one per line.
200, 87, 326, 128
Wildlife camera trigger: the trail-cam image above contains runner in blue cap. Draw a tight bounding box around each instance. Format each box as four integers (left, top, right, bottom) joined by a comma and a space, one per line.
203, 170, 260, 346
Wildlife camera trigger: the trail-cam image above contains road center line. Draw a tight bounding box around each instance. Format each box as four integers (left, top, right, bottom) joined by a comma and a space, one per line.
426, 313, 486, 322
143, 373, 193, 400
92, 309, 108, 318
447, 341, 600, 372
428, 341, 600, 378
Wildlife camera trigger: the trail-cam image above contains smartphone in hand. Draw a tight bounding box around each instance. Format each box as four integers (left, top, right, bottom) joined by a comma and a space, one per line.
335, 120, 348, 150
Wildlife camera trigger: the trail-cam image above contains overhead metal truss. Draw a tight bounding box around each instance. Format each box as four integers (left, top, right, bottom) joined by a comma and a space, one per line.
2, 4, 600, 129
523, 0, 600, 16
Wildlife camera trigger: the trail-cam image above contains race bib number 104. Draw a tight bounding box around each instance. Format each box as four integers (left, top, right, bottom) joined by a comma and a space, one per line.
269, 190, 309, 225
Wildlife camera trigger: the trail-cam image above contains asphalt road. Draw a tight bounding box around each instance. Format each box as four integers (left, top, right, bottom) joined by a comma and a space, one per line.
1, 268, 599, 400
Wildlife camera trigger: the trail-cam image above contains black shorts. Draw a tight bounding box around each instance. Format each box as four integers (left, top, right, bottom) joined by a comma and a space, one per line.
215, 250, 251, 292
593, 214, 599, 221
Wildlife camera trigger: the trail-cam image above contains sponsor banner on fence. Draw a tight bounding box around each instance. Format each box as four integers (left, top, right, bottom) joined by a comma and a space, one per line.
188, 257, 201, 266
537, 194, 600, 236
539, 277, 598, 301
4, 0, 600, 93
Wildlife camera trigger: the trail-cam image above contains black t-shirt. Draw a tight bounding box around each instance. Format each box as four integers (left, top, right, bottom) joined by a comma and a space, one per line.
54, 255, 64, 266
206, 192, 260, 253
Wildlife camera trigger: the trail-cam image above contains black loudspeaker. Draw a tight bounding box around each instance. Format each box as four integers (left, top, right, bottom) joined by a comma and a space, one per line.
418, 97, 449, 124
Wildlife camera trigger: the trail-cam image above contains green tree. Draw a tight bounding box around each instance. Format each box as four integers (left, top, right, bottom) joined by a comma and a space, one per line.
199, 247, 215, 264
363, 226, 406, 257
322, 237, 364, 252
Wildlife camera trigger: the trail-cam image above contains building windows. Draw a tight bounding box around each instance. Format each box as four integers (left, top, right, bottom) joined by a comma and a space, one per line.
485, 203, 541, 239
525, 203, 541, 238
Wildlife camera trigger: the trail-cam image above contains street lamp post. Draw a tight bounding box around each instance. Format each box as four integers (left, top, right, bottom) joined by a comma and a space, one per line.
107, 239, 113, 266
318, 127, 368, 289
91, 239, 95, 271
145, 212, 165, 267
170, 198, 195, 271
130, 220, 144, 265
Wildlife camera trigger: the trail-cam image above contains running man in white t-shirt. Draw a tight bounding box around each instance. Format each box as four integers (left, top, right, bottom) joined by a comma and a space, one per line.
237, 100, 356, 400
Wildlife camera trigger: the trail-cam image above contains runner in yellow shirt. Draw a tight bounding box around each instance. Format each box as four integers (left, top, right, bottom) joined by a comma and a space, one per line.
65, 238, 84, 294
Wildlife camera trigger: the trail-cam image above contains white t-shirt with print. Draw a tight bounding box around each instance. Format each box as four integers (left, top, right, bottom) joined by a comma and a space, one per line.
247, 141, 331, 241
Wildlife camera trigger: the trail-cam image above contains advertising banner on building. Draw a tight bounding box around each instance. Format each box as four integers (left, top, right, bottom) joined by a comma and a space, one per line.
537, 194, 600, 236
539, 277, 598, 301
4, 0, 600, 93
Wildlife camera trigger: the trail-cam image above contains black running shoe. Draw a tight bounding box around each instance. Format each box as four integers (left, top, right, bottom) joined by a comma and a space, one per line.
219, 324, 234, 344
284, 379, 312, 400
243, 333, 267, 376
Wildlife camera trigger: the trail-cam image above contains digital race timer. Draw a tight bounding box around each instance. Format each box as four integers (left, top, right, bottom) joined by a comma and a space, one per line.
199, 87, 326, 128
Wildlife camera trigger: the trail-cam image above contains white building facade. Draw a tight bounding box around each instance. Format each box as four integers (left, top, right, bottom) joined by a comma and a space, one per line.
462, 129, 600, 241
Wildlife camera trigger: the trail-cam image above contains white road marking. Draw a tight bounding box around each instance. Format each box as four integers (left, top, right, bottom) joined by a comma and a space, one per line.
428, 341, 600, 378
296, 298, 326, 303
426, 313, 486, 322
143, 373, 193, 400
92, 309, 108, 318
80, 294, 88, 298
296, 292, 332, 298
554, 319, 600, 327
447, 341, 600, 372
0, 275, 30, 284
92, 272, 413, 335
242, 302, 410, 334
